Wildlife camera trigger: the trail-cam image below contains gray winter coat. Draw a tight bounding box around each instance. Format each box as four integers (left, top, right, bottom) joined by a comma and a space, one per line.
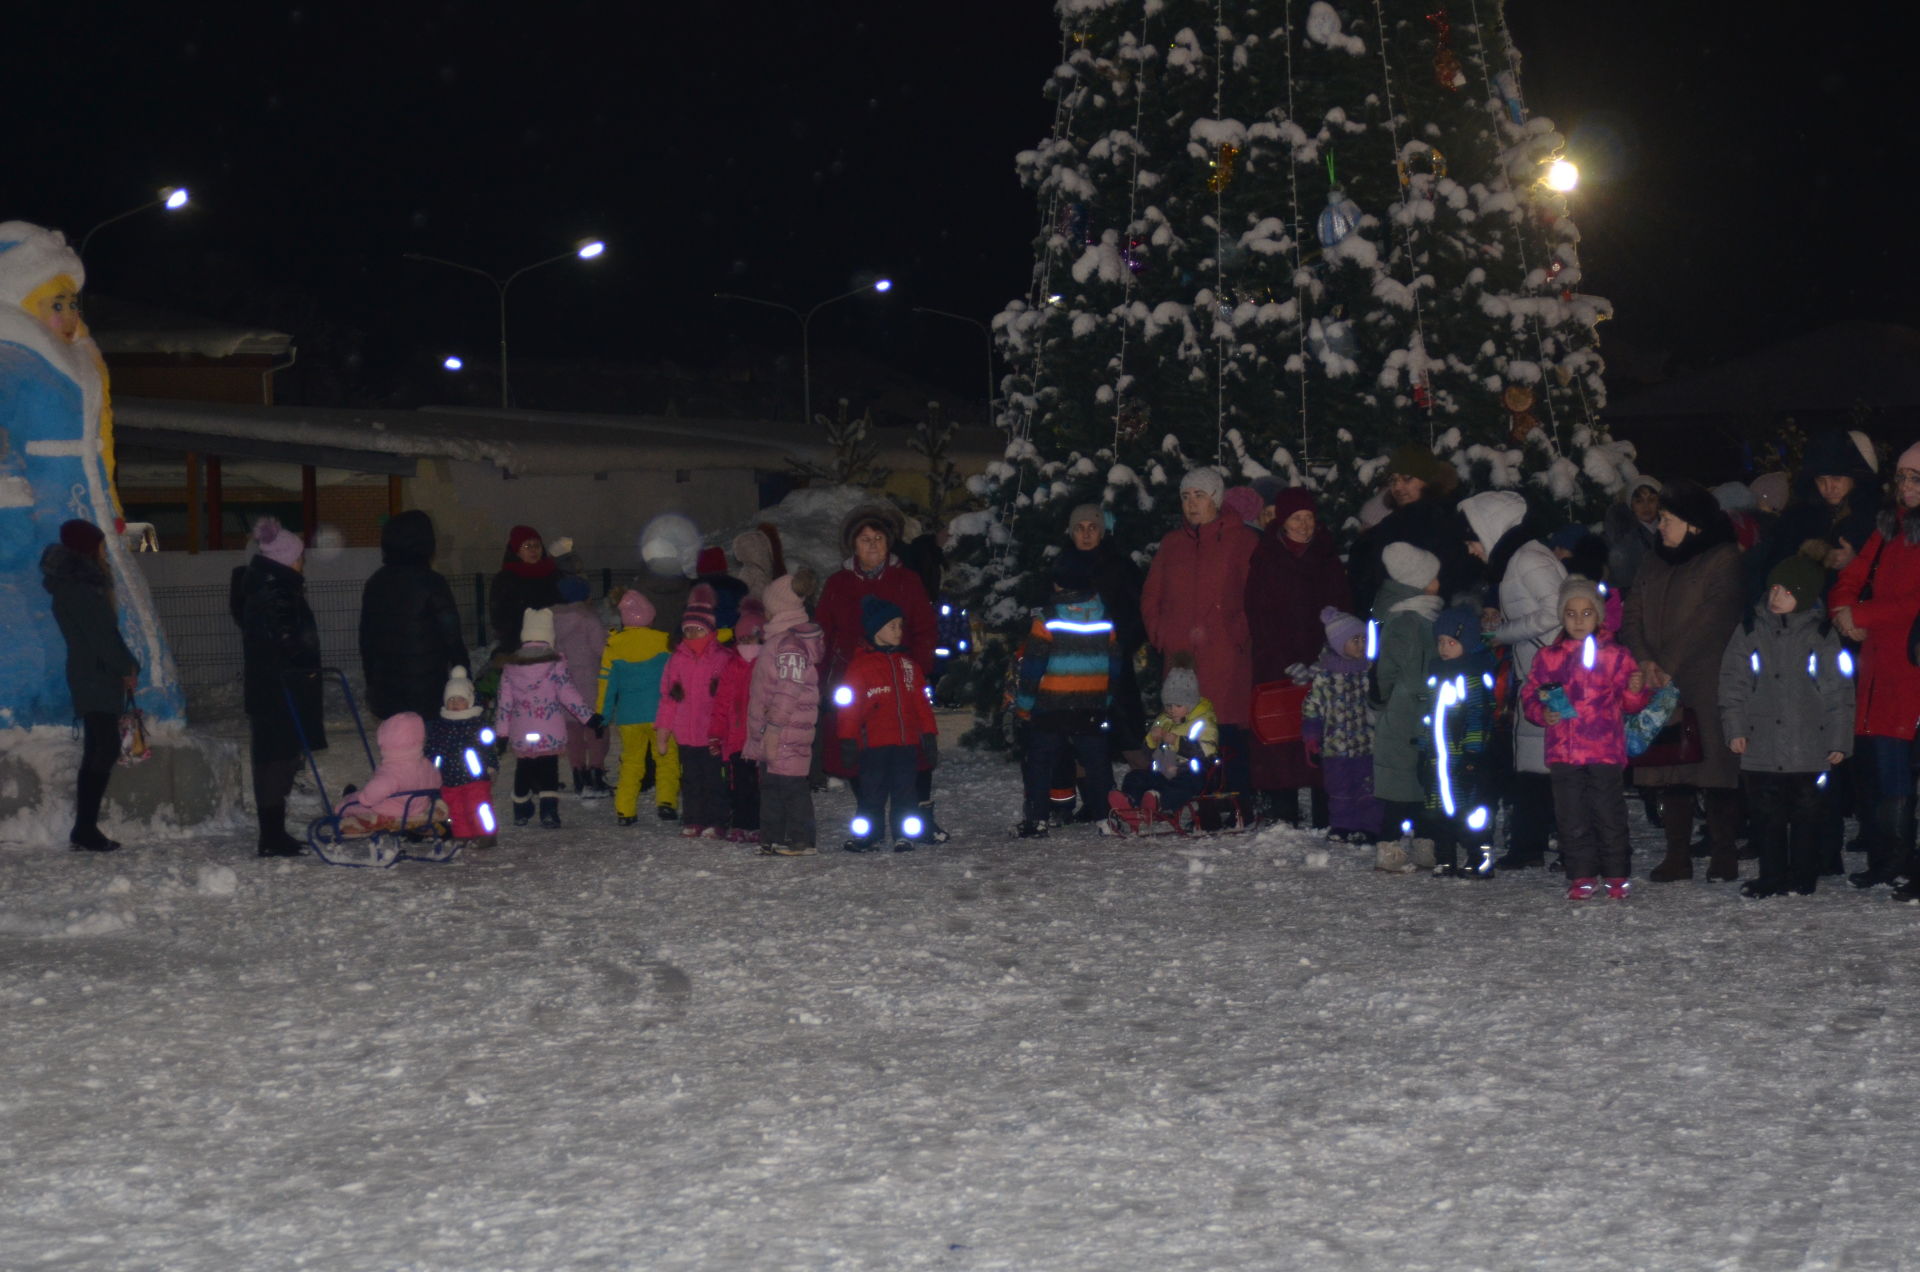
1369, 581, 1442, 804
1718, 604, 1855, 774
1489, 539, 1567, 773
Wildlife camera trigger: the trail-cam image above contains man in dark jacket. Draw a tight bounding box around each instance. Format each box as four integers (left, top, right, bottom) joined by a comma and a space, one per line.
1347, 444, 1473, 615
42, 519, 138, 851
359, 510, 467, 719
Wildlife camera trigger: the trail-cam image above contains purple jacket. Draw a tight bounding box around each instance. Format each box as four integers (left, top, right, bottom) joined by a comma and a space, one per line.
1521, 632, 1651, 767
496, 643, 593, 758
551, 602, 608, 705
656, 635, 738, 750
745, 621, 823, 777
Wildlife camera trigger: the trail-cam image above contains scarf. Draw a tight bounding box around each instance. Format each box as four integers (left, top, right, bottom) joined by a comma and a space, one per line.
502, 554, 557, 580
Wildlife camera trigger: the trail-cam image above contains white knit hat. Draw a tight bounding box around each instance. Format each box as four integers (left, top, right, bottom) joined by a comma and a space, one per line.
441, 666, 481, 719
520, 607, 555, 647
1382, 542, 1441, 590
1178, 467, 1225, 502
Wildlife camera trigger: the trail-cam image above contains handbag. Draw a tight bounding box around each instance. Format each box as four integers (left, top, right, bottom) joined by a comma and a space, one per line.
1632, 703, 1702, 768
1251, 680, 1311, 745
118, 696, 151, 765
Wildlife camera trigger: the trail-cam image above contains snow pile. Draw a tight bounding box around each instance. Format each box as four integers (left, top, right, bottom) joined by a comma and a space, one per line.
713, 484, 905, 581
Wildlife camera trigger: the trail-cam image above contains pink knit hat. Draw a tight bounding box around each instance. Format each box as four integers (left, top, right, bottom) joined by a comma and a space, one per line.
681, 582, 718, 633
617, 589, 656, 629
254, 517, 304, 568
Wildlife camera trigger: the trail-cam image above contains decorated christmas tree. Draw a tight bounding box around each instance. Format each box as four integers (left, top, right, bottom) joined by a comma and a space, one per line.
954, 0, 1637, 641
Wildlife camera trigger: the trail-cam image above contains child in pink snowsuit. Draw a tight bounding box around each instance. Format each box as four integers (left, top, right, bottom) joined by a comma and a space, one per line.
497, 607, 600, 829
337, 712, 442, 833
744, 570, 823, 855
656, 583, 740, 838
1520, 576, 1651, 899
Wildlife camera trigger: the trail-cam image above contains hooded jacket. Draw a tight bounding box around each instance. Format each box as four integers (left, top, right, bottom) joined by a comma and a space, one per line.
337, 712, 442, 825
496, 643, 593, 758
1369, 579, 1442, 804
655, 634, 740, 750
359, 511, 468, 719
1828, 507, 1920, 740
598, 621, 672, 726
1718, 603, 1855, 772
551, 599, 608, 715
745, 618, 823, 777
836, 644, 938, 751
1013, 591, 1120, 733
40, 543, 138, 716
1485, 532, 1569, 773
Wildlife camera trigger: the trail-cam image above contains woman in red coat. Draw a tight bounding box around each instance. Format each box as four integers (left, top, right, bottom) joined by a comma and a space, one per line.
1142, 468, 1260, 793
815, 505, 940, 795
1829, 443, 1920, 892
1244, 488, 1352, 824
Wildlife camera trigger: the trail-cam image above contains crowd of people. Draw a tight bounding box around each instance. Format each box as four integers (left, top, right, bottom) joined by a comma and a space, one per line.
36, 428, 1920, 903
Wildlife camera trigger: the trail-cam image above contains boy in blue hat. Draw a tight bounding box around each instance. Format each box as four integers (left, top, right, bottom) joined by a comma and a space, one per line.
835, 595, 940, 851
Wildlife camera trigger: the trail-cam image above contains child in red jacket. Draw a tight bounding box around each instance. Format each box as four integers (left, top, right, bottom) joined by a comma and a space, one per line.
709, 599, 767, 844
835, 595, 939, 852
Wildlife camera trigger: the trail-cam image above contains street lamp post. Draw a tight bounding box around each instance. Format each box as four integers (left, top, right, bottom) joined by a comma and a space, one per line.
715, 279, 892, 425
404, 239, 605, 408
912, 306, 997, 427
80, 186, 190, 256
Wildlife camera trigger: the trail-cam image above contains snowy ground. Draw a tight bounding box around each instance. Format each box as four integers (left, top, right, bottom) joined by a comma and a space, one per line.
5, 740, 1920, 1272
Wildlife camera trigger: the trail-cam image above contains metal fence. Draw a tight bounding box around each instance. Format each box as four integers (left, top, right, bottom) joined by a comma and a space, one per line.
151, 570, 639, 692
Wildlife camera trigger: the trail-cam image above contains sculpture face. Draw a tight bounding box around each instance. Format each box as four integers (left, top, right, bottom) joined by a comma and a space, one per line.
24, 275, 83, 342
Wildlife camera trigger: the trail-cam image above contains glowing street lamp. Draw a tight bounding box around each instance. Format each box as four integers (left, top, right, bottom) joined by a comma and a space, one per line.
404, 237, 606, 408
442, 355, 465, 372
714, 277, 893, 424
80, 186, 191, 255
1545, 158, 1579, 192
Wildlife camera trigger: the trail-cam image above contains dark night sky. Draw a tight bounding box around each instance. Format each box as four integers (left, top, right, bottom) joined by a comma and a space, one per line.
11, 2, 1911, 407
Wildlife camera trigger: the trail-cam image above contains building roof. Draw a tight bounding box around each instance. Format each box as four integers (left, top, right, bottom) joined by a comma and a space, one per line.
111, 398, 1004, 477
1606, 321, 1920, 420
85, 296, 293, 359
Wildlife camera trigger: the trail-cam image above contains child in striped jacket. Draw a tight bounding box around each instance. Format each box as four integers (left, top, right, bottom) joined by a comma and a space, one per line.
1010, 561, 1122, 838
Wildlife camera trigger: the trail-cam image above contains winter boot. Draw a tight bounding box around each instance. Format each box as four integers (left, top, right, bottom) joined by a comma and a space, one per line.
917, 801, 951, 844
1648, 789, 1695, 882
512, 799, 534, 828
617, 813, 638, 826
1740, 877, 1791, 899
256, 804, 304, 858
1850, 798, 1912, 889
1604, 877, 1632, 900
1014, 820, 1049, 839
571, 770, 586, 798
69, 768, 119, 852
539, 797, 562, 829
657, 803, 678, 822
1704, 790, 1742, 882
842, 835, 881, 853
1566, 877, 1600, 900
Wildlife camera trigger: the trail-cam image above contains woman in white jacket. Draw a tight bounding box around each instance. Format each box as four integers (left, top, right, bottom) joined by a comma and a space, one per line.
1460, 491, 1568, 869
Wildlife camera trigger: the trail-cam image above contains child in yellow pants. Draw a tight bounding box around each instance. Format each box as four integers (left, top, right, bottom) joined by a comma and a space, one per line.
600, 590, 681, 823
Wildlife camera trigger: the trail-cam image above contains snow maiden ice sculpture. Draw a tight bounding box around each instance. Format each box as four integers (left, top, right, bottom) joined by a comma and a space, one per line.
0, 221, 182, 728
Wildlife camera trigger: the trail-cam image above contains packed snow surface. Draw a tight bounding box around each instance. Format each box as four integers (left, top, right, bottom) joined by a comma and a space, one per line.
5, 746, 1919, 1270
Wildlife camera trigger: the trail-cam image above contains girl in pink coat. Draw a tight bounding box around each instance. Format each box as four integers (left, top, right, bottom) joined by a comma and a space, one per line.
552, 574, 611, 799
709, 599, 767, 843
337, 712, 442, 833
745, 570, 823, 855
656, 583, 740, 838
1520, 577, 1651, 900
497, 607, 600, 830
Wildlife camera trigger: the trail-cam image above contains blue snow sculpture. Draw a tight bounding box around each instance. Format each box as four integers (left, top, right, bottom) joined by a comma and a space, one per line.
0, 221, 182, 727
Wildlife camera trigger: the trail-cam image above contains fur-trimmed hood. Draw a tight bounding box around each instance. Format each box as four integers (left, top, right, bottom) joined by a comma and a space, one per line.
40, 542, 111, 595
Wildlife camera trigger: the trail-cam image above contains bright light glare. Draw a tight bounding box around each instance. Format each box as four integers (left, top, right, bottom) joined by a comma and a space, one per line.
1467, 806, 1490, 831
464, 748, 484, 778
833, 686, 854, 707
162, 187, 190, 210
902, 816, 924, 838
850, 817, 872, 837
873, 278, 892, 292
480, 728, 495, 745
576, 239, 606, 259
443, 355, 464, 372
1545, 159, 1579, 192
478, 804, 497, 833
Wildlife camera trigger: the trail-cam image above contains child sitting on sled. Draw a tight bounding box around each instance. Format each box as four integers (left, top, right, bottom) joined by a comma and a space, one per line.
336, 711, 443, 835
1111, 655, 1218, 820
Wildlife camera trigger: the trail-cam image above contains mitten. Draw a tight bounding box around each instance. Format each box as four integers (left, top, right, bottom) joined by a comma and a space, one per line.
1303, 736, 1323, 765
586, 712, 606, 737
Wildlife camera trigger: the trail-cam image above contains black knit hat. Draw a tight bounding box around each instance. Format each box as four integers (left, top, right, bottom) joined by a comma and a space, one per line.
1658, 479, 1724, 535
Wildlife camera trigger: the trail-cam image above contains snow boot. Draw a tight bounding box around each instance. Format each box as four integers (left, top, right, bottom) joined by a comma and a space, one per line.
657, 803, 678, 822
69, 768, 119, 852
1566, 877, 1600, 900
1740, 876, 1791, 899
773, 842, 818, 856
917, 801, 951, 844
1604, 877, 1632, 900
1014, 820, 1049, 839
616, 814, 638, 826
571, 770, 586, 798
842, 835, 881, 853
1850, 798, 1912, 889
585, 768, 612, 800
512, 799, 534, 828
539, 797, 562, 829
256, 804, 304, 858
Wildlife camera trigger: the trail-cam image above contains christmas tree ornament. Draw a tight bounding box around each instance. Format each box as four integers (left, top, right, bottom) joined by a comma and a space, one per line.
1123, 236, 1147, 274
1206, 143, 1242, 193
1427, 8, 1465, 91
1117, 398, 1150, 441
1317, 189, 1363, 249
1502, 384, 1540, 444
1413, 378, 1432, 409
1496, 70, 1525, 125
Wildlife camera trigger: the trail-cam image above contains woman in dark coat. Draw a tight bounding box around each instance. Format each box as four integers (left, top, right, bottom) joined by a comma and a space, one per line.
42, 519, 138, 851
489, 525, 562, 655
239, 517, 326, 858
1244, 488, 1351, 824
358, 510, 467, 719
1620, 481, 1745, 882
